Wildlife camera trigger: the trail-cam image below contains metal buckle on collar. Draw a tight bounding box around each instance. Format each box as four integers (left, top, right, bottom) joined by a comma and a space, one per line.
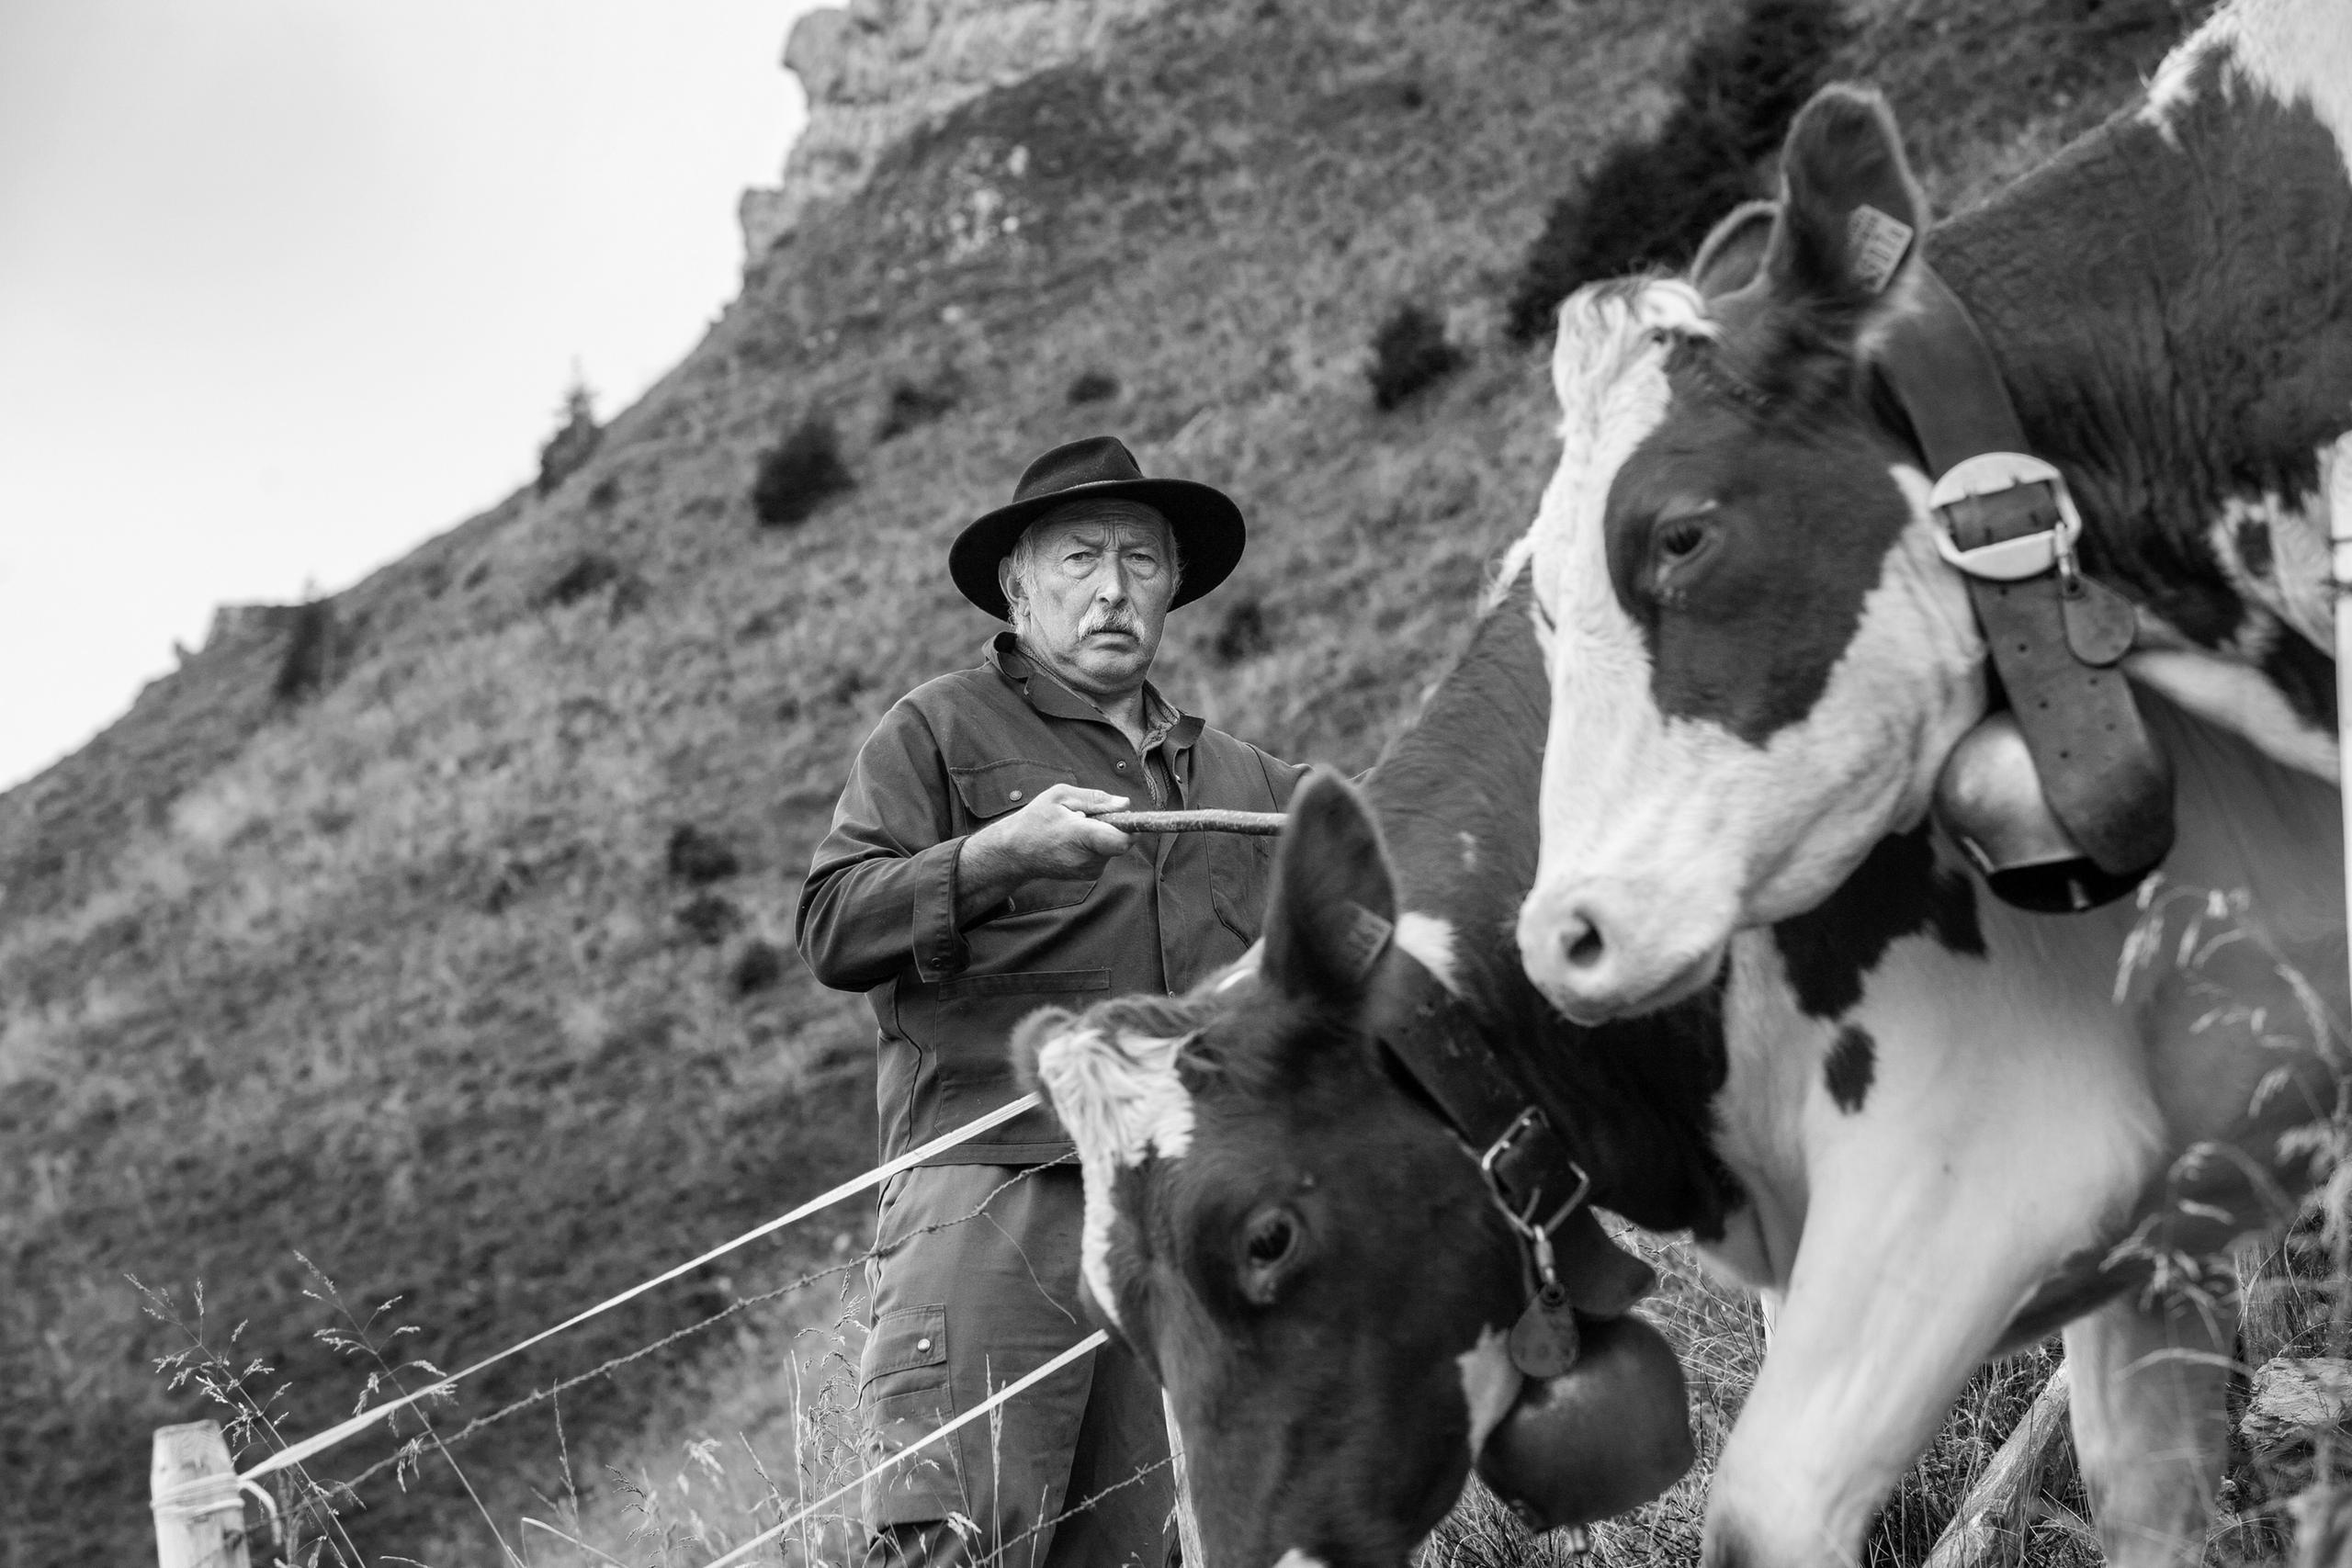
1477, 1107, 1593, 1288
1927, 452, 2083, 583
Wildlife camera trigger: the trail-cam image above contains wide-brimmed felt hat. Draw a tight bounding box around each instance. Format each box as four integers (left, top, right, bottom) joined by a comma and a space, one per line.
949, 435, 1246, 622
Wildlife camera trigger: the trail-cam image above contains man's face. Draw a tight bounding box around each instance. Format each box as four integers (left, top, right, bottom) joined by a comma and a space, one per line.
1004, 502, 1180, 699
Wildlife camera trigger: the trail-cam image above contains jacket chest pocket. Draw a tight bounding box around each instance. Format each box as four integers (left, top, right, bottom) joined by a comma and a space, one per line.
949, 759, 1096, 916
1209, 832, 1276, 945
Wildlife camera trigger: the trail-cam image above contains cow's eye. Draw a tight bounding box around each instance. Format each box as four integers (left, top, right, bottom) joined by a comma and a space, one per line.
1238, 1205, 1304, 1305
1656, 499, 1718, 562
1650, 502, 1720, 603
1659, 519, 1708, 560
1246, 1212, 1295, 1267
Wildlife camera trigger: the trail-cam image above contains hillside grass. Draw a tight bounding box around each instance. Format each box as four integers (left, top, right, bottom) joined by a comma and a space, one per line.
0, 1, 2210, 1562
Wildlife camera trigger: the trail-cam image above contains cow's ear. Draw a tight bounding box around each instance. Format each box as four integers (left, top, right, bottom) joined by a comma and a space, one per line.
1690, 199, 1779, 300
1764, 85, 1928, 322
1261, 769, 1398, 1005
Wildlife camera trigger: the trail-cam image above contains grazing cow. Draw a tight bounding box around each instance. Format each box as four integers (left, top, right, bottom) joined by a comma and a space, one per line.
1016, 577, 2341, 1567
1013, 581, 1727, 1568
1510, 0, 2352, 1023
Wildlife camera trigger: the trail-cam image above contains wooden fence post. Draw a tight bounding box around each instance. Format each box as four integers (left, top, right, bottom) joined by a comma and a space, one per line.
1164, 1391, 1204, 1567
153, 1421, 252, 1568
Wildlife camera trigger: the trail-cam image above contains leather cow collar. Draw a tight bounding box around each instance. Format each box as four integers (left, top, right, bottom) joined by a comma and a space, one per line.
1323, 904, 1695, 1536
1334, 904, 1656, 1366
1875, 262, 2175, 910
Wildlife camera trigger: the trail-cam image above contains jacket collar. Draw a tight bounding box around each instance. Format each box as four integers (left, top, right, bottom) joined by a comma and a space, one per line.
985, 633, 1204, 750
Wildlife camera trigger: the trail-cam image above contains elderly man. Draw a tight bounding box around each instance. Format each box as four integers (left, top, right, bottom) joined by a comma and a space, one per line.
797, 436, 1304, 1568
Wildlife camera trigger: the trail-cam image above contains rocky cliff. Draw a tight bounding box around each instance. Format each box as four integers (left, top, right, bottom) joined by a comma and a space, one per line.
740, 0, 1169, 256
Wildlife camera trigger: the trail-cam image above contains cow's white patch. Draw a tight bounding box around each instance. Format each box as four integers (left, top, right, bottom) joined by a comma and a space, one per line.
1272, 1552, 1326, 1568
2127, 649, 2340, 781
1697, 933, 1826, 1293
2143, 0, 2352, 177
2205, 483, 2335, 652
1035, 1024, 1198, 1333
1215, 941, 1265, 993
1510, 281, 1717, 1016
2116, 440, 2348, 781
1394, 911, 1463, 995
1456, 1326, 1522, 1456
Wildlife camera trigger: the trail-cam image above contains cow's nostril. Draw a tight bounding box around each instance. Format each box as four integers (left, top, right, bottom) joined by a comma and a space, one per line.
1562, 915, 1605, 971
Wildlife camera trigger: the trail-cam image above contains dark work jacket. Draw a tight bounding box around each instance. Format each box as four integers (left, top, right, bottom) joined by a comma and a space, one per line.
797, 635, 1306, 1164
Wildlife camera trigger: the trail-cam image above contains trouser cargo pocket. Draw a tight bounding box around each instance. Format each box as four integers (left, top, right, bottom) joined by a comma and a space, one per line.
860, 1303, 964, 1526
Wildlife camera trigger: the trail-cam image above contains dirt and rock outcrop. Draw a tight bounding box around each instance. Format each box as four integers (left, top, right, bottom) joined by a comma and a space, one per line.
740, 0, 1169, 257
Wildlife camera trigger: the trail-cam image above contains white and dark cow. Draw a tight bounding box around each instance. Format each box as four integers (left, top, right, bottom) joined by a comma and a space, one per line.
1014, 583, 1728, 1568
1513, 0, 2352, 1021
1017, 576, 2340, 1567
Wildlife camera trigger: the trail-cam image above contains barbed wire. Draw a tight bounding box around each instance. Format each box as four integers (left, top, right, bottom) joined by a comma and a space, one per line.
969, 1452, 1182, 1568
695, 1331, 1113, 1568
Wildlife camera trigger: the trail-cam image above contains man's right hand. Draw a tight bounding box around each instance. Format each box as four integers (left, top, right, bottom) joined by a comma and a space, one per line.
956, 784, 1133, 921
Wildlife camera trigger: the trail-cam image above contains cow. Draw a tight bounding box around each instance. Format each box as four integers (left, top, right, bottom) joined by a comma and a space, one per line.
1013, 579, 1726, 1568
1511, 0, 2352, 1022
1013, 571, 2340, 1566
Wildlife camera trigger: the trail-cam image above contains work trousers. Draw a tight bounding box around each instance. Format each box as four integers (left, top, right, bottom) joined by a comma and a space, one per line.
859, 1162, 1175, 1568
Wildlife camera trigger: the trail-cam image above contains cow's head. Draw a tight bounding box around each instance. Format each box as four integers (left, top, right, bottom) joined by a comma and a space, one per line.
1015, 773, 1691, 1567
1515, 85, 1986, 1021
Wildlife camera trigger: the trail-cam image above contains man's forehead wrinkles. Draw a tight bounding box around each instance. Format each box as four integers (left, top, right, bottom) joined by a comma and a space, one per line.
1032, 502, 1171, 545
1042, 523, 1169, 553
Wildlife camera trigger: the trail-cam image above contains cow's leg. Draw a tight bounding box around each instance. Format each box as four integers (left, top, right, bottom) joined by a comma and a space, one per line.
1700, 1183, 2037, 1568
2064, 1286, 2237, 1568
1698, 927, 2167, 1568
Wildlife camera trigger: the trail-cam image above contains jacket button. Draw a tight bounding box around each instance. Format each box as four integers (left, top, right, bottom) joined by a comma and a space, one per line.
1008, 788, 1023, 801
917, 1337, 933, 1352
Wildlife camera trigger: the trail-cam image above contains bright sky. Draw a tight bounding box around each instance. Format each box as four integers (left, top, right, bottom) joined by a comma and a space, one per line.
0, 2, 824, 791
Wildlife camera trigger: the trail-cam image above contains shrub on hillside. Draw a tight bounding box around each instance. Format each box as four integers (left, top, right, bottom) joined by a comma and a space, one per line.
272, 599, 337, 705
876, 378, 957, 442
537, 379, 602, 495
536, 553, 623, 608
730, 939, 784, 997
676, 893, 743, 946
752, 415, 855, 526
1505, 0, 1850, 343
533, 553, 648, 621
1067, 370, 1119, 405
1212, 594, 1273, 665
666, 823, 741, 885
1367, 304, 1464, 411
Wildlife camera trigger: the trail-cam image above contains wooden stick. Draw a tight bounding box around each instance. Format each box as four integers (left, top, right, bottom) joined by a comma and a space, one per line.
1095, 808, 1285, 834
1924, 1365, 2072, 1568
153, 1421, 252, 1568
